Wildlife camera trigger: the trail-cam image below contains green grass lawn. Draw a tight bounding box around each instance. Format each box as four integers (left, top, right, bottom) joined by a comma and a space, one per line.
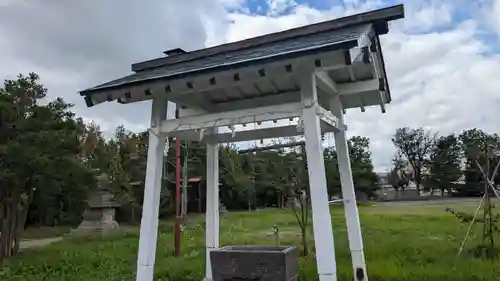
2, 202, 500, 281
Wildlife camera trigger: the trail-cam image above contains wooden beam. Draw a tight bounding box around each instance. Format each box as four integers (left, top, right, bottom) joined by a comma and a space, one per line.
171, 122, 336, 143
359, 96, 366, 112
370, 48, 387, 113
93, 51, 357, 109
136, 95, 169, 281
299, 63, 338, 279
112, 50, 347, 108
164, 50, 346, 100
316, 105, 340, 129
238, 141, 306, 154
158, 102, 304, 134
379, 95, 386, 113
348, 67, 356, 82
166, 67, 293, 100
211, 91, 300, 112
336, 79, 379, 95
315, 71, 338, 97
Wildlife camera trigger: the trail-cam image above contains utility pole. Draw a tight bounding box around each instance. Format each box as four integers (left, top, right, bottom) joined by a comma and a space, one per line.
174, 108, 181, 257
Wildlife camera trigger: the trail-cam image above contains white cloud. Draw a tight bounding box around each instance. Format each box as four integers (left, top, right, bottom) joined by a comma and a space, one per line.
346, 18, 500, 172
208, 1, 500, 172
2, 0, 500, 173
403, 1, 454, 32
214, 1, 385, 44
267, 0, 297, 16
0, 0, 230, 135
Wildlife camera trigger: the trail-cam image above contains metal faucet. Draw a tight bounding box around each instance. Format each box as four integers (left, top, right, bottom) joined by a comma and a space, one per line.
266, 224, 280, 246
272, 224, 280, 246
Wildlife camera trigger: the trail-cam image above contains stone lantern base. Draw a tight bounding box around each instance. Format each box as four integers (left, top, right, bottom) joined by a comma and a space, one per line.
70, 207, 120, 237
69, 173, 120, 237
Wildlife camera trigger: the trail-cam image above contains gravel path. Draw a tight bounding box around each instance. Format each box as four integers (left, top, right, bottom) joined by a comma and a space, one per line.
20, 237, 62, 250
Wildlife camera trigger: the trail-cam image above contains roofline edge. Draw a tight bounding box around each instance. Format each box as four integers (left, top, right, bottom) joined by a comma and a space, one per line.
79, 39, 359, 99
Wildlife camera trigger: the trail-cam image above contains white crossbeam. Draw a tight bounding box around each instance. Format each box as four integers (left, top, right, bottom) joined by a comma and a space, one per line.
211, 91, 300, 112
159, 101, 341, 137
316, 105, 339, 129
158, 102, 304, 134
171, 122, 337, 143
337, 79, 379, 95
315, 71, 338, 97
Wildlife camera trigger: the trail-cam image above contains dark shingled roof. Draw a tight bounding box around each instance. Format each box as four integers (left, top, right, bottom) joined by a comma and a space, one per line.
80, 4, 404, 97
132, 4, 404, 72
82, 25, 368, 94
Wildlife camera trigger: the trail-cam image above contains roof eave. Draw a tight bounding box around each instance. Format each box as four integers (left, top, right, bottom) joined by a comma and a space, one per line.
79, 39, 359, 99
375, 33, 392, 103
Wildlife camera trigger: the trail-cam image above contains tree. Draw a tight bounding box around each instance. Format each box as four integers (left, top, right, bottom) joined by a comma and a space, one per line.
389, 169, 406, 192
253, 150, 283, 208
80, 121, 110, 171
323, 137, 378, 199
324, 147, 341, 196
392, 151, 407, 172
348, 136, 379, 198
107, 126, 144, 222
458, 129, 500, 196
447, 144, 500, 259
391, 127, 436, 194
0, 73, 94, 261
427, 134, 462, 196
389, 152, 410, 195
219, 145, 253, 209
288, 144, 310, 256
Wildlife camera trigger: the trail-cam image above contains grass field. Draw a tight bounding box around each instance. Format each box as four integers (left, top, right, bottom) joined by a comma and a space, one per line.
1, 202, 500, 281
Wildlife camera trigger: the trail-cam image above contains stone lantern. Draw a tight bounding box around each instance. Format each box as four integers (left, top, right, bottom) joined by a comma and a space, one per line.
70, 173, 120, 236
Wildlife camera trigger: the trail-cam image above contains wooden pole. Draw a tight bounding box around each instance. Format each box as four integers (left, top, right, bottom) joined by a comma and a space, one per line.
136, 96, 168, 281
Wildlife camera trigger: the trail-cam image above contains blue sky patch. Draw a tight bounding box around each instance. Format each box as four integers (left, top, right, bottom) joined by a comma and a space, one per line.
226, 0, 499, 48
236, 0, 391, 16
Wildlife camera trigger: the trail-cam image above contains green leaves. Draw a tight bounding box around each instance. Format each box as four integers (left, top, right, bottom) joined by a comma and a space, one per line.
427, 134, 462, 195
1, 73, 96, 259
391, 127, 500, 197
392, 127, 437, 193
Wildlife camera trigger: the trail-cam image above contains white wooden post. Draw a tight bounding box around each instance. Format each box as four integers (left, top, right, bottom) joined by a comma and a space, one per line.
204, 131, 220, 281
136, 96, 168, 281
300, 71, 337, 281
331, 96, 368, 281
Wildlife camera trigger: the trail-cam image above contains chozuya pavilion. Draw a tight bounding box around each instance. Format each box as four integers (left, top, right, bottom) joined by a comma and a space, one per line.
79, 5, 404, 281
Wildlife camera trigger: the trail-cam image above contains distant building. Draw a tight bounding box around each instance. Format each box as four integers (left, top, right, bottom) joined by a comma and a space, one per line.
377, 172, 390, 186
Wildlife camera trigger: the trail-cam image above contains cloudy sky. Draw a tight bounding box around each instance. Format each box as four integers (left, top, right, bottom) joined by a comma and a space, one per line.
1, 0, 500, 172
